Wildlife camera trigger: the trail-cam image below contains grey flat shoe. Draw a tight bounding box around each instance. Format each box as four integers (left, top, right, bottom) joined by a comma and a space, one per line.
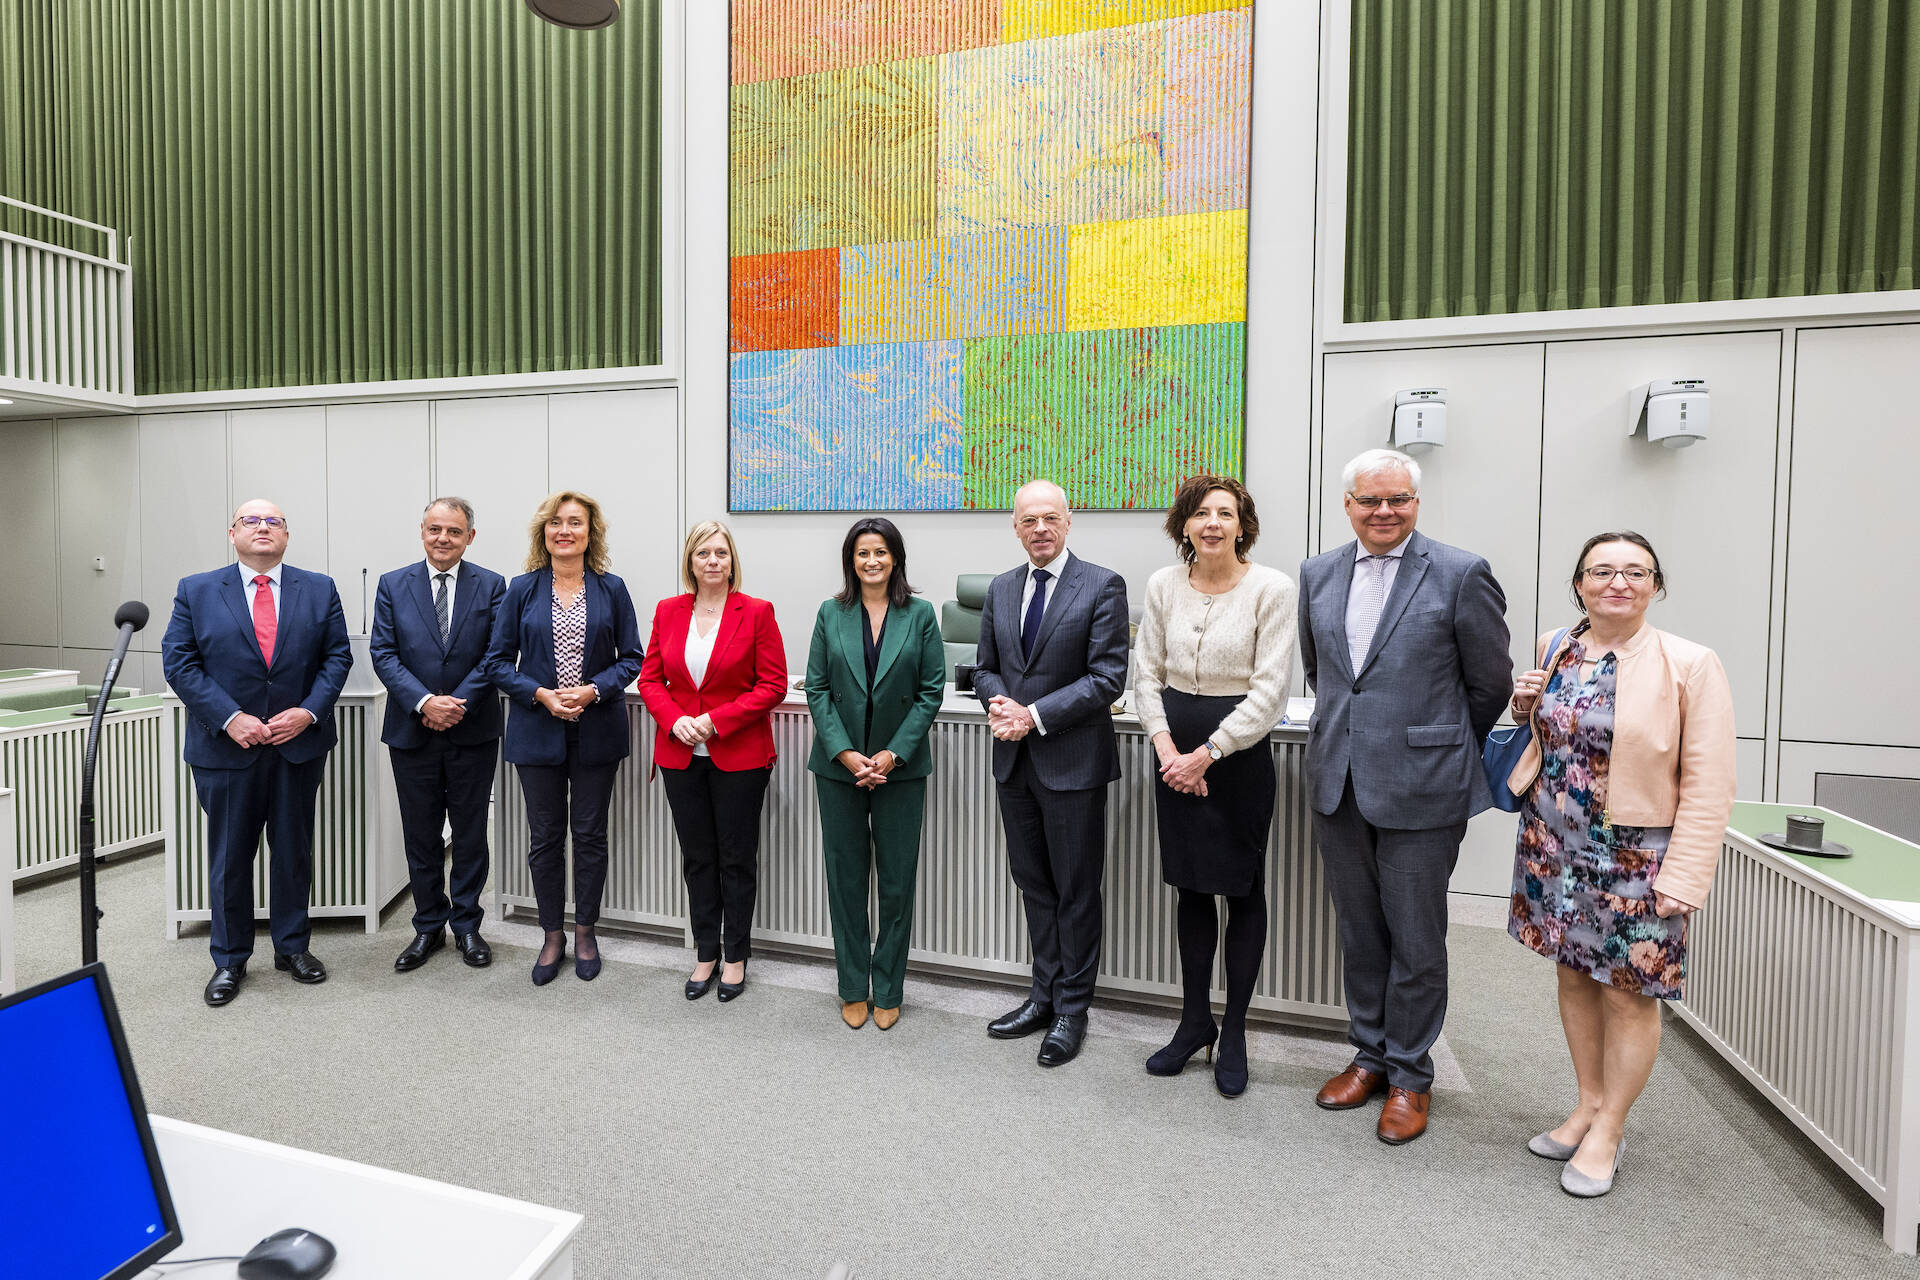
1560, 1138, 1623, 1197
1529, 1130, 1580, 1160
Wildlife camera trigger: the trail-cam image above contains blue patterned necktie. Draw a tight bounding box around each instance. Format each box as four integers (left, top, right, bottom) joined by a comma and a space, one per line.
1021, 568, 1052, 660
434, 572, 452, 642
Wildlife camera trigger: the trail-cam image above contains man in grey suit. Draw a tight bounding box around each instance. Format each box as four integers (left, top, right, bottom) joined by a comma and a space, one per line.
973, 479, 1130, 1068
1298, 448, 1512, 1143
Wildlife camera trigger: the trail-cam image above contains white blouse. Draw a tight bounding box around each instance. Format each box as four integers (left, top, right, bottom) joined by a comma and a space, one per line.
1132, 562, 1297, 757
684, 612, 720, 756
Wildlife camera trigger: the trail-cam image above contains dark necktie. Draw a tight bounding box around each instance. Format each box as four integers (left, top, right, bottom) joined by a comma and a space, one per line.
434, 572, 452, 642
1021, 568, 1052, 660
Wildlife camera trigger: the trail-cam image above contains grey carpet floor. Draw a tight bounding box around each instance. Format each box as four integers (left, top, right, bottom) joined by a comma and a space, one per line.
12, 854, 1916, 1280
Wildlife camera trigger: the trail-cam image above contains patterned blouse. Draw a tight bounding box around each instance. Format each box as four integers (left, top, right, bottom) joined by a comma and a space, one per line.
553, 582, 588, 690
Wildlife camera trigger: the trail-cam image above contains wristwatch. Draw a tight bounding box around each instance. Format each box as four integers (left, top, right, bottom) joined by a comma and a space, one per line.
1204, 740, 1223, 762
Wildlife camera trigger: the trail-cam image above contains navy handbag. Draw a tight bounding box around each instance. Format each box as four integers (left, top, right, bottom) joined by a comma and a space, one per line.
1482, 628, 1569, 813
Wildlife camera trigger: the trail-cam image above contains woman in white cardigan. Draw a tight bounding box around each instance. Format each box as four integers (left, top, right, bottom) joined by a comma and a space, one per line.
1133, 474, 1296, 1097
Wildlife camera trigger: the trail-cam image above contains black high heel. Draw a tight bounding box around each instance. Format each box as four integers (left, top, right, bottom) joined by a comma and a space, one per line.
1214, 1025, 1249, 1098
1146, 1022, 1220, 1076
574, 926, 602, 982
685, 956, 720, 1000
531, 932, 567, 987
716, 959, 748, 1002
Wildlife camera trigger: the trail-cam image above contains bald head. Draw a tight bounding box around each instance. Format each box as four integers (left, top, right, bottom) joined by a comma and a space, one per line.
229, 498, 290, 571
1011, 478, 1071, 567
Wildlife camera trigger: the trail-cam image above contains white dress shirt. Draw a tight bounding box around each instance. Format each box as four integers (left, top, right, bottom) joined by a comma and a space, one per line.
1345, 534, 1410, 657
683, 610, 720, 757
414, 560, 462, 714
1016, 547, 1071, 735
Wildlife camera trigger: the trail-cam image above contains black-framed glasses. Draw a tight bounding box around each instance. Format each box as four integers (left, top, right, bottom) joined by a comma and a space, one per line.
232, 515, 286, 530
1347, 493, 1416, 510
1582, 566, 1652, 583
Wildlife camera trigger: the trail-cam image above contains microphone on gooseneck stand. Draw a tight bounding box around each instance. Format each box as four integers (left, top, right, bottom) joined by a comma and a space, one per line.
78, 601, 150, 965
361, 567, 368, 633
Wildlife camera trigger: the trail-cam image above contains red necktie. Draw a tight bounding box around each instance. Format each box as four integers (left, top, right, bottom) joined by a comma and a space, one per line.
252, 574, 277, 667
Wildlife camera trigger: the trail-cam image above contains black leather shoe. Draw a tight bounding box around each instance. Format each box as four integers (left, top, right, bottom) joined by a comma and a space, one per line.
273, 951, 327, 984
1037, 1013, 1088, 1067
453, 931, 491, 968
685, 958, 720, 1000
394, 930, 445, 972
716, 960, 748, 1002
987, 999, 1054, 1039
204, 966, 244, 1007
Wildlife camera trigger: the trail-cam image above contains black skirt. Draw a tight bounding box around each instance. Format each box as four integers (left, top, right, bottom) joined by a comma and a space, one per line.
1152, 688, 1276, 896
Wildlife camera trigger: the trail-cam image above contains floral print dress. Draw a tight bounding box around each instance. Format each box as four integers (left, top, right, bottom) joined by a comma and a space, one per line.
1508, 629, 1686, 1000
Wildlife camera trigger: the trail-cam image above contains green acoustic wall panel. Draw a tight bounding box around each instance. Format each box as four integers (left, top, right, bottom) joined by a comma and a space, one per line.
1345, 0, 1920, 322
0, 0, 661, 392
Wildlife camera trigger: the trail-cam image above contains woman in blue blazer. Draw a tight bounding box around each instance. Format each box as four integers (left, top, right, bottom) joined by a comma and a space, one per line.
484, 490, 644, 986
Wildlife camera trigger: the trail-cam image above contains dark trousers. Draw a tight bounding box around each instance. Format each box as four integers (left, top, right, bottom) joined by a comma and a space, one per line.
389, 736, 497, 935
1313, 778, 1466, 1092
997, 748, 1107, 1016
817, 774, 926, 1007
661, 756, 770, 963
515, 728, 619, 932
192, 751, 326, 969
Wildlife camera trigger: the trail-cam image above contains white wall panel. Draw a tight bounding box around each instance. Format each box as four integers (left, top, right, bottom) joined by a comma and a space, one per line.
1783, 324, 1920, 748
549, 389, 681, 608
0, 420, 59, 647
1540, 332, 1780, 736
1320, 343, 1545, 682
137, 412, 229, 654
55, 417, 142, 652
229, 407, 329, 577
0, 644, 63, 671
325, 402, 431, 633
1737, 737, 1765, 803
432, 394, 551, 578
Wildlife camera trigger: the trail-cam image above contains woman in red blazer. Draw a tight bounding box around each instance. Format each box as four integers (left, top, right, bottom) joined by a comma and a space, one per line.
636, 520, 788, 1002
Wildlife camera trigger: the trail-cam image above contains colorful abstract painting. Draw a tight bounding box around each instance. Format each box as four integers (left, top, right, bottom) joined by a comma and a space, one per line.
730, 1, 1251, 511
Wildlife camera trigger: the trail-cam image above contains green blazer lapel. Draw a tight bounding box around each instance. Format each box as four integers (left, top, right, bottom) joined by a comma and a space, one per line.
836, 599, 869, 690
871, 602, 909, 689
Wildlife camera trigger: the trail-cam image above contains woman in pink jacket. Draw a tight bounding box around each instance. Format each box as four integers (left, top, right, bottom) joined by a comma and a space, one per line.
1506, 531, 1736, 1199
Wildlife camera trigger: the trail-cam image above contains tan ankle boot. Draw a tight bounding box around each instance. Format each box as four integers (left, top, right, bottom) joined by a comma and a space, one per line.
873, 1006, 900, 1031
841, 1000, 869, 1029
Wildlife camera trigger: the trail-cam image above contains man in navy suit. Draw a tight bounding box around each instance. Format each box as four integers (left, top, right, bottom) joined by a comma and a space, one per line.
162, 499, 353, 1007
369, 497, 507, 973
972, 479, 1130, 1068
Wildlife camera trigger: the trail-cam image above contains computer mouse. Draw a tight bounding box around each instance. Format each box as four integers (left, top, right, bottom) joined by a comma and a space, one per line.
237, 1227, 337, 1280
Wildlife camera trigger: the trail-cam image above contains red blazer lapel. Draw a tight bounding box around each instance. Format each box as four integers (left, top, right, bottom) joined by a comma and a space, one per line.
706, 594, 748, 687
659, 593, 696, 688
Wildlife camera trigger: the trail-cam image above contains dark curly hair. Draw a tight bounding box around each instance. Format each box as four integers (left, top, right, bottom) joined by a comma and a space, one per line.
1163, 474, 1259, 564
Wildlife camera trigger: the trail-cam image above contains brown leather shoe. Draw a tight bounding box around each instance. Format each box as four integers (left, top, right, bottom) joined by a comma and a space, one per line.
873, 1006, 900, 1031
1315, 1063, 1388, 1110
841, 1001, 869, 1029
1377, 1087, 1431, 1144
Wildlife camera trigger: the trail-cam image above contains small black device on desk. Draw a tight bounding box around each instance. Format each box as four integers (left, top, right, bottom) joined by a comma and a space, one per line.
238, 1227, 338, 1279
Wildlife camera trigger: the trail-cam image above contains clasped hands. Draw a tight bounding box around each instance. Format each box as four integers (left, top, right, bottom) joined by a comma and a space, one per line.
1152, 732, 1211, 797
987, 695, 1035, 741
536, 685, 598, 722
836, 748, 897, 790
421, 694, 467, 731
224, 708, 315, 748
671, 713, 716, 746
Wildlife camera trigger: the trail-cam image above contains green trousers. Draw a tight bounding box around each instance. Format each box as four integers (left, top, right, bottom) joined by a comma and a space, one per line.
815, 774, 926, 1007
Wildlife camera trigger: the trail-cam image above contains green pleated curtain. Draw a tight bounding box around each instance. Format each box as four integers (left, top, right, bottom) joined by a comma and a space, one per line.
0, 0, 661, 393
1344, 0, 1920, 322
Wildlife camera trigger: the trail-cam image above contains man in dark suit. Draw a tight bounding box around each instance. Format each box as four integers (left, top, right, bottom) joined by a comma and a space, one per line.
161, 499, 353, 1008
972, 479, 1130, 1067
1297, 449, 1513, 1143
369, 497, 507, 973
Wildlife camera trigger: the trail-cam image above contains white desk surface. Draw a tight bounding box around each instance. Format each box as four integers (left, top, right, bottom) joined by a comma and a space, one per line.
150, 1116, 581, 1280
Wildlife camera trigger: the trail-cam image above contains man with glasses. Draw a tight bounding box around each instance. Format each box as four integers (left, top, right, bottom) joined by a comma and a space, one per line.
1296, 449, 1512, 1142
972, 479, 1129, 1068
161, 499, 352, 1007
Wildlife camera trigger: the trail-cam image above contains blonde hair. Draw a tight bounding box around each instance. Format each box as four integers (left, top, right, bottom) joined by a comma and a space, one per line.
681, 520, 742, 593
526, 491, 611, 575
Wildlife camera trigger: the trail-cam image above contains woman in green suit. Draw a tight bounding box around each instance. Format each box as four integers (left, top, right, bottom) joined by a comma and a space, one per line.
806, 517, 947, 1032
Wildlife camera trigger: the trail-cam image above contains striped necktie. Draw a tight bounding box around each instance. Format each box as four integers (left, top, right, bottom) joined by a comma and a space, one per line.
1347, 555, 1390, 673
434, 572, 452, 642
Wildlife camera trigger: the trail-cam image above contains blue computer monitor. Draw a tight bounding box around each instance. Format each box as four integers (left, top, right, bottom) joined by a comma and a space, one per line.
0, 963, 181, 1279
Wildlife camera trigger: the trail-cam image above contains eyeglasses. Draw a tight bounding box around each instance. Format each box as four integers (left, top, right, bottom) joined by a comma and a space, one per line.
1347, 493, 1417, 510
1581, 566, 1653, 584
1016, 515, 1064, 530
233, 515, 286, 530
